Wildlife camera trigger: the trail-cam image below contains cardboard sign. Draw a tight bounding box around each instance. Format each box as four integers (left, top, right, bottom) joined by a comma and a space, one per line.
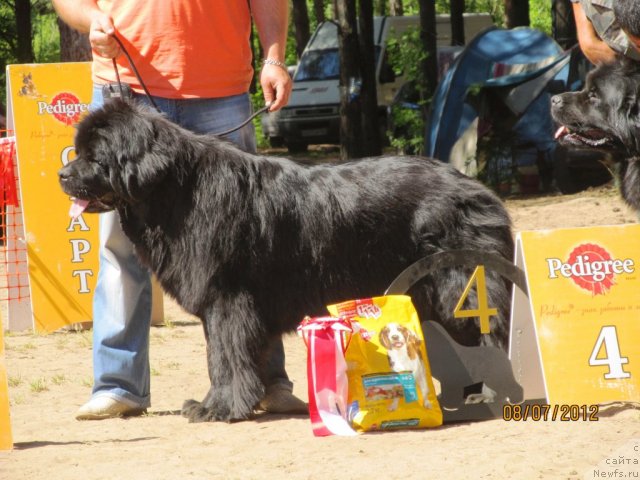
0, 314, 13, 450
7, 63, 96, 333
384, 250, 528, 421
511, 225, 640, 405
6, 63, 163, 332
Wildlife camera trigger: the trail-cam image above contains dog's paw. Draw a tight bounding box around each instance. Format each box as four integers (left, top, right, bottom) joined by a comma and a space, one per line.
181, 398, 253, 423
181, 398, 233, 422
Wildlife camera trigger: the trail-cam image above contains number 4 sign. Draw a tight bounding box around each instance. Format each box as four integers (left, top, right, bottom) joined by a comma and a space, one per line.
589, 326, 630, 380
510, 224, 640, 405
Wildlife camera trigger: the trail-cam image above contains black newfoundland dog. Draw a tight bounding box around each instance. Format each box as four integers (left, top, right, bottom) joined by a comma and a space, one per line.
552, 59, 640, 212
58, 99, 513, 422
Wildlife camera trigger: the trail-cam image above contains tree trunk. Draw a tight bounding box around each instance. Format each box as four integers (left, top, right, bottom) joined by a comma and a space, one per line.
15, 0, 34, 63
450, 0, 465, 46
358, 0, 381, 156
292, 0, 311, 58
57, 20, 92, 62
552, 0, 576, 49
418, 0, 438, 103
313, 0, 325, 24
505, 0, 530, 29
389, 0, 403, 16
336, 0, 363, 160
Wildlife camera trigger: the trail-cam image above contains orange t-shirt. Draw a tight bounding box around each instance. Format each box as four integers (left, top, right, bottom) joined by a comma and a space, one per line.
93, 0, 254, 99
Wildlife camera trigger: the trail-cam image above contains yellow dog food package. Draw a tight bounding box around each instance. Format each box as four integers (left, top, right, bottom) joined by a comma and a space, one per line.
327, 295, 442, 432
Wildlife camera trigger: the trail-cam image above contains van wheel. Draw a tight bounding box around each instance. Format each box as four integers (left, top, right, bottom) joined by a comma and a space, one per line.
287, 142, 308, 153
268, 136, 285, 148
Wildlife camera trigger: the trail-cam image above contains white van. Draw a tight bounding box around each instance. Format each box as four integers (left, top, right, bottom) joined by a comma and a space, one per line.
262, 14, 493, 152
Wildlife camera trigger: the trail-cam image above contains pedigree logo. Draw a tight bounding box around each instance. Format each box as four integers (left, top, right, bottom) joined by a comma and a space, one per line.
37, 93, 89, 126
546, 243, 635, 295
355, 303, 382, 319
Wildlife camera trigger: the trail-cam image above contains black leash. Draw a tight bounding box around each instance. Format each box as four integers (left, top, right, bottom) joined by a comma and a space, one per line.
109, 33, 271, 137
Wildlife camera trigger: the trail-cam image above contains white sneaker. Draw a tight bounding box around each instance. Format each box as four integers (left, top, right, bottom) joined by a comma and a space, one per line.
75, 396, 146, 420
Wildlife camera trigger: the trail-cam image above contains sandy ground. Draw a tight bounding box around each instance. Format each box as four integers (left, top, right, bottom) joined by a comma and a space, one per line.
1, 180, 639, 480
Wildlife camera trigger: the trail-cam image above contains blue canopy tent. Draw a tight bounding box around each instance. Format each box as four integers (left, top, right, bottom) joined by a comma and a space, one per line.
425, 27, 574, 191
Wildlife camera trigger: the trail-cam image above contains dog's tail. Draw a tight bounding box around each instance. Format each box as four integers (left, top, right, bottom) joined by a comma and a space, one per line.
408, 197, 514, 351
409, 262, 511, 351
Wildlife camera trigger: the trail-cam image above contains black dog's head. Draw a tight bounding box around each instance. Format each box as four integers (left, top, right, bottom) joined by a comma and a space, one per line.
58, 99, 172, 216
551, 60, 640, 155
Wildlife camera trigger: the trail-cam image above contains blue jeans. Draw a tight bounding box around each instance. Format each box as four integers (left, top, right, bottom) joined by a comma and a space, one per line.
90, 85, 291, 407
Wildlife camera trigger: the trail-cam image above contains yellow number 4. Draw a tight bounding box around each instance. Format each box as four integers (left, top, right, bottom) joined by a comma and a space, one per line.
453, 265, 497, 334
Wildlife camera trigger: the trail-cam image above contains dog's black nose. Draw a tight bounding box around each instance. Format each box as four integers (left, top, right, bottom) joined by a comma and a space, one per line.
551, 95, 563, 107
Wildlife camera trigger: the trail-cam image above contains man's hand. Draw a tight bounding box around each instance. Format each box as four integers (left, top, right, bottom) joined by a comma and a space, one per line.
260, 63, 291, 112
89, 12, 120, 58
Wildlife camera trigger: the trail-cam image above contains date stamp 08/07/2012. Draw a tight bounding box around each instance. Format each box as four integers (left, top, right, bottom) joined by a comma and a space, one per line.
502, 404, 599, 422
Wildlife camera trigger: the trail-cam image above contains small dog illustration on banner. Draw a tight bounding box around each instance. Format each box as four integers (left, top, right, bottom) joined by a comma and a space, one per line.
17, 73, 41, 98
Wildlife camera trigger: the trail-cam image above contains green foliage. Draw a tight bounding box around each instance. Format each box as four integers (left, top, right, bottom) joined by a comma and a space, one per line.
387, 28, 428, 88
463, 0, 506, 26
530, 0, 552, 35
385, 27, 427, 154
33, 13, 60, 63
0, 2, 60, 108
425, 0, 506, 25
388, 105, 426, 154
251, 88, 269, 149
0, 1, 17, 109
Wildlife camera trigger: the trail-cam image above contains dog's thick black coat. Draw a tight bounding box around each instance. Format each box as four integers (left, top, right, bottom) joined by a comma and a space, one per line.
551, 60, 640, 211
59, 99, 513, 422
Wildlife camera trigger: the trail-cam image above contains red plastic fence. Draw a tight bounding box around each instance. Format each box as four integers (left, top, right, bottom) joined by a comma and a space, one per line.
0, 133, 29, 304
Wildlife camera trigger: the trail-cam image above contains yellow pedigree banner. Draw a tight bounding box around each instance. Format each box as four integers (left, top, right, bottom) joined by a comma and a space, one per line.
517, 224, 640, 405
7, 63, 96, 333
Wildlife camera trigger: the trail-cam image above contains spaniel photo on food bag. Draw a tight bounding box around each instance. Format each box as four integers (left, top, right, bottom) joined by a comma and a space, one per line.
379, 322, 432, 411
328, 296, 442, 432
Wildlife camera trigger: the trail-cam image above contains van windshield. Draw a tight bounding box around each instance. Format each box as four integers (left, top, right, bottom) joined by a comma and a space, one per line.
294, 47, 382, 82
294, 49, 340, 81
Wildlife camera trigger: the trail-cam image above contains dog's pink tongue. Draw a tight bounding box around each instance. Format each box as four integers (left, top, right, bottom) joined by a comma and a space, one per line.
554, 125, 568, 139
69, 199, 89, 219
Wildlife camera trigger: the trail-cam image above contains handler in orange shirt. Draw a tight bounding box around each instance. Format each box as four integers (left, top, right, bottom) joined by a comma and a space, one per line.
52, 0, 304, 419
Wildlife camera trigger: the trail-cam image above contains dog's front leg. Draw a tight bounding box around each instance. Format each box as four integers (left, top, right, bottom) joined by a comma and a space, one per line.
182, 293, 266, 422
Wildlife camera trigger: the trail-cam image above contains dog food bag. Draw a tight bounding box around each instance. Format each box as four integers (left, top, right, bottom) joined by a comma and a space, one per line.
327, 295, 442, 432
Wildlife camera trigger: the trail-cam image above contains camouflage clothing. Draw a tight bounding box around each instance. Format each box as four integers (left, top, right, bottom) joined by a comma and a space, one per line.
573, 0, 640, 60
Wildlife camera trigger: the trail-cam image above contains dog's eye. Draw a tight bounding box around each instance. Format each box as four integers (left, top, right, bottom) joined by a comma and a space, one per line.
93, 158, 108, 169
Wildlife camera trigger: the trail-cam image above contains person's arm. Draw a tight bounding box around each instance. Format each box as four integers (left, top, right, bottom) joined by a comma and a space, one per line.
52, 0, 120, 58
573, 2, 618, 65
250, 0, 291, 111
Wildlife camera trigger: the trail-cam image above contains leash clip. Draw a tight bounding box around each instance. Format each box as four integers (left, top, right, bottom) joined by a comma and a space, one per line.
102, 82, 133, 101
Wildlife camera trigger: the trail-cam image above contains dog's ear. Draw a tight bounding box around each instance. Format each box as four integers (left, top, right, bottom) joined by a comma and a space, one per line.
117, 147, 171, 201
403, 328, 421, 360
379, 326, 391, 349
106, 105, 172, 201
